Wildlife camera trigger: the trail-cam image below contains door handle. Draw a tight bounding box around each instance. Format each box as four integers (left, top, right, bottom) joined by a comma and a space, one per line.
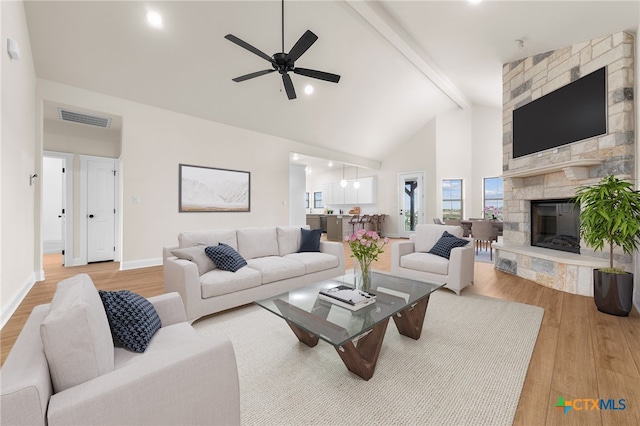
88, 214, 94, 218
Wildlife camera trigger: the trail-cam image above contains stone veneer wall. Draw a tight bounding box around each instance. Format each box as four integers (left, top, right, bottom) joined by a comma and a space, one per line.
497, 31, 635, 294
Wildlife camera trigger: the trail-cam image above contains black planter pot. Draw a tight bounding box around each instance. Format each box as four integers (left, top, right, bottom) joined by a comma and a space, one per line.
593, 270, 633, 317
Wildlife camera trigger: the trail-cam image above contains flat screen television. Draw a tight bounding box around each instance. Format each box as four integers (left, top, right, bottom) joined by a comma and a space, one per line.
512, 66, 607, 158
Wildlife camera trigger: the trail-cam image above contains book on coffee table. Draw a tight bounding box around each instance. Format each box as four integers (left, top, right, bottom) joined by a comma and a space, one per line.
319, 285, 376, 311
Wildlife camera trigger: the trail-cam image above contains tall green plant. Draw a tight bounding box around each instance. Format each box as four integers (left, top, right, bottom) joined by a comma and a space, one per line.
573, 175, 640, 273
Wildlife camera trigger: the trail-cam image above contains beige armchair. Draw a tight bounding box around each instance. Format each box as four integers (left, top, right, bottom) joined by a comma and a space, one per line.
391, 224, 475, 295
1, 274, 240, 426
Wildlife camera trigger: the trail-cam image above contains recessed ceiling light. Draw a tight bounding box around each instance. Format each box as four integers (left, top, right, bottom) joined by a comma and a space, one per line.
146, 10, 163, 29
304, 85, 314, 95
468, 0, 482, 4
328, 161, 333, 167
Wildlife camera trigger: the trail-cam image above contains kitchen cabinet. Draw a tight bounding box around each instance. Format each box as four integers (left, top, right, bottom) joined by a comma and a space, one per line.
326, 215, 352, 241
306, 215, 322, 230
321, 177, 377, 206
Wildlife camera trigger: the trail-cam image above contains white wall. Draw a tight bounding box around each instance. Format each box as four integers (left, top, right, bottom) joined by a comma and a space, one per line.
35, 79, 376, 268
635, 22, 640, 312
289, 164, 306, 226
471, 105, 503, 215
1, 0, 37, 327
435, 108, 474, 219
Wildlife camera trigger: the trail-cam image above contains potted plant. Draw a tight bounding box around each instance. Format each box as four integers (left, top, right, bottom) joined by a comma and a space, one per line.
573, 175, 640, 316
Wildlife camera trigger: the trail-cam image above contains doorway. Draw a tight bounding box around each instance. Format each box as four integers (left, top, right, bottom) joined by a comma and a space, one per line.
43, 151, 74, 266
397, 171, 425, 237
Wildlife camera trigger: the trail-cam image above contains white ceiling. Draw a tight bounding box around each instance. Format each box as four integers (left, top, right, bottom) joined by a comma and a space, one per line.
24, 1, 639, 164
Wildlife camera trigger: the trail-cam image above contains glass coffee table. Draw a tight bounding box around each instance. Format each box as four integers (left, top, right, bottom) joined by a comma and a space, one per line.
255, 270, 444, 380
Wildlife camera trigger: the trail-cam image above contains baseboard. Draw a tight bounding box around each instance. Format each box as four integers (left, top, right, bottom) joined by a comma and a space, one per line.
120, 257, 163, 271
1, 273, 37, 330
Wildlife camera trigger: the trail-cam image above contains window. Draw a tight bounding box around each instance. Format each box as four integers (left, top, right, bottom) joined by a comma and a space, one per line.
483, 177, 504, 219
305, 192, 309, 209
442, 179, 463, 220
313, 192, 323, 209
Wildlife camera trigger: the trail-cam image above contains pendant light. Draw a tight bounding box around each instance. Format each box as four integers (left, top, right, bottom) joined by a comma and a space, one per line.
354, 167, 360, 189
340, 164, 347, 187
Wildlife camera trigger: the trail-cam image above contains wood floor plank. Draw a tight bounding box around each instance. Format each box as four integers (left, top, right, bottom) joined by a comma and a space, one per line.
588, 302, 640, 379
551, 293, 599, 397
513, 324, 558, 426
596, 367, 640, 426
537, 285, 564, 329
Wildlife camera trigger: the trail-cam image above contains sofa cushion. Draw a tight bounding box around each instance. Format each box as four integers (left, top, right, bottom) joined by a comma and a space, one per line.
205, 243, 247, 272
114, 322, 201, 368
178, 229, 238, 250
246, 256, 306, 284
200, 267, 262, 298
98, 290, 162, 353
277, 225, 308, 256
428, 231, 470, 259
40, 274, 115, 393
400, 252, 450, 275
298, 228, 322, 252
414, 224, 464, 252
284, 252, 339, 274
171, 245, 216, 275
237, 227, 280, 260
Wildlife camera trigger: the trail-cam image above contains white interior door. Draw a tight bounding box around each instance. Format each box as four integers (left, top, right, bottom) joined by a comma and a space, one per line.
87, 158, 116, 262
42, 157, 64, 254
398, 171, 425, 237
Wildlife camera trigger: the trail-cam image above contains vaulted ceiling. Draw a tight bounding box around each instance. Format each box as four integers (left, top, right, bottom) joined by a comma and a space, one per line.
24, 1, 639, 162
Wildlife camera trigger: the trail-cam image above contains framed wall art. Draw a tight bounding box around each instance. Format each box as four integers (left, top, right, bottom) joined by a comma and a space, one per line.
179, 164, 250, 212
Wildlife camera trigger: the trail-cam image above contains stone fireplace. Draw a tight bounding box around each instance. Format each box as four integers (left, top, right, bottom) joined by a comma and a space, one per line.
494, 31, 635, 297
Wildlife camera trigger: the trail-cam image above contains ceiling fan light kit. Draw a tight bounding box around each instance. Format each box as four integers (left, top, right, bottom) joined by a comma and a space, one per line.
225, 0, 340, 100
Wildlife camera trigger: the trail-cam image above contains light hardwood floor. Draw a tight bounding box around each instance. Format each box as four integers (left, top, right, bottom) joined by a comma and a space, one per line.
2, 240, 639, 425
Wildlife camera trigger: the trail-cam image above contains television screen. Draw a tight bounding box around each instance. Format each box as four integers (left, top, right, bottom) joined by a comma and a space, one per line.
512, 67, 607, 158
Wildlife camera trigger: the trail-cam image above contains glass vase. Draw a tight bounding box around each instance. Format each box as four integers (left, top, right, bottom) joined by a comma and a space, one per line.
354, 259, 372, 292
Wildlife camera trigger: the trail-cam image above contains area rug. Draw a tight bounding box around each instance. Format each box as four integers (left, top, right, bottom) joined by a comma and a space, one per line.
193, 290, 544, 426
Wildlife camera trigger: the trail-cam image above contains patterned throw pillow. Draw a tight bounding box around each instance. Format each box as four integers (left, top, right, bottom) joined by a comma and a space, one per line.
428, 231, 470, 259
298, 228, 322, 252
205, 243, 247, 272
98, 290, 162, 353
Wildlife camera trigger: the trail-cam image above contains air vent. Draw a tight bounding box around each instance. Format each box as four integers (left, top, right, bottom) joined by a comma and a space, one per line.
57, 108, 111, 128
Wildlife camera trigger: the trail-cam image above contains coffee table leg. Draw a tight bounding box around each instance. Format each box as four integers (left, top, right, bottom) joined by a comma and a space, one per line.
284, 321, 320, 347
335, 318, 389, 380
392, 295, 430, 340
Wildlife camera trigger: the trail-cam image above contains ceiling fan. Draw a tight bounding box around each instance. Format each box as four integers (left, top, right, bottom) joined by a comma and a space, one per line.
224, 0, 341, 100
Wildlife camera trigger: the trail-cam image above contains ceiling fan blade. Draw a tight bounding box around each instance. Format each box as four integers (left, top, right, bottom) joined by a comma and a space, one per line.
293, 68, 341, 83
282, 73, 296, 100
286, 30, 318, 63
232, 69, 276, 82
225, 34, 275, 64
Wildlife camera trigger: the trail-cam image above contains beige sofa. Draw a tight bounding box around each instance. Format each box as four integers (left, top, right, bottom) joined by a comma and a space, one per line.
163, 226, 345, 322
391, 224, 475, 295
0, 274, 240, 426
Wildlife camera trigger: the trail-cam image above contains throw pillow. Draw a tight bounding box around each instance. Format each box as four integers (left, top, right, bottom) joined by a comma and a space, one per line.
98, 290, 162, 353
298, 228, 322, 252
171, 245, 216, 275
428, 231, 469, 259
205, 243, 247, 272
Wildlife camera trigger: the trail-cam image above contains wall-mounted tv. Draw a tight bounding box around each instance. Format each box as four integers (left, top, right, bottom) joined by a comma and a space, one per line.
512, 66, 607, 158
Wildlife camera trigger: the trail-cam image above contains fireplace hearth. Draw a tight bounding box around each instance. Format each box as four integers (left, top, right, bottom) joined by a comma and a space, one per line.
531, 199, 580, 254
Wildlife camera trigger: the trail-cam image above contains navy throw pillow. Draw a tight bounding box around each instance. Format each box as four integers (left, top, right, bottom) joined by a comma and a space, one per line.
205, 243, 247, 272
428, 231, 469, 259
299, 228, 322, 252
98, 290, 162, 353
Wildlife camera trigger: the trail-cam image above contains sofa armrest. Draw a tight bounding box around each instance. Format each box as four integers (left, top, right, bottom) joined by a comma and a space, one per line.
148, 292, 187, 326
319, 241, 346, 271
448, 240, 475, 289
48, 334, 240, 426
391, 241, 415, 271
163, 255, 202, 322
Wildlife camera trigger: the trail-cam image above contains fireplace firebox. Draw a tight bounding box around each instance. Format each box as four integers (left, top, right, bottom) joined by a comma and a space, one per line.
530, 199, 580, 254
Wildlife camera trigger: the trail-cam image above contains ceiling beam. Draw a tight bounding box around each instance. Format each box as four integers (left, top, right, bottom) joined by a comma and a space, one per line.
345, 0, 471, 110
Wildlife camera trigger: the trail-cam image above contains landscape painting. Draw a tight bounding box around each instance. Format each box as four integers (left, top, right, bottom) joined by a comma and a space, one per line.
179, 164, 250, 212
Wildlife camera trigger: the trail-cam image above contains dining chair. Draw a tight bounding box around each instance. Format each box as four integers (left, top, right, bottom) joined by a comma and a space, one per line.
471, 220, 499, 260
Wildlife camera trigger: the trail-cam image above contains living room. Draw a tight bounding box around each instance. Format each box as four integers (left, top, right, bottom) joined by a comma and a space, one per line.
2, 1, 640, 425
